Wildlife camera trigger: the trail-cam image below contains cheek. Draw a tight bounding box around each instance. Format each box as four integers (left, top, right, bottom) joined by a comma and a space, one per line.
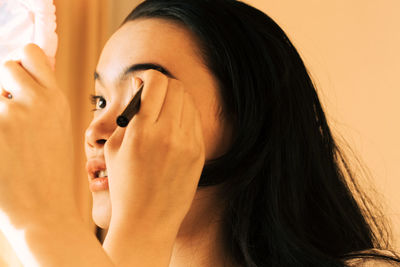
198, 104, 231, 160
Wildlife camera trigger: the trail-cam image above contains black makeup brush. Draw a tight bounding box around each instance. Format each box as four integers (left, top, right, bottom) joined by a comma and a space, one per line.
116, 82, 144, 127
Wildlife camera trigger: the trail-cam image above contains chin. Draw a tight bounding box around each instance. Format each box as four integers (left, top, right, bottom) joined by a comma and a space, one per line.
91, 190, 112, 229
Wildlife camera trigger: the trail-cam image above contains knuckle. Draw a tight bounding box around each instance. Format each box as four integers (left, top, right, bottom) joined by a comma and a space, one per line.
160, 133, 175, 149
24, 43, 37, 52
168, 79, 184, 90
188, 142, 204, 160
3, 60, 16, 70
142, 69, 169, 84
143, 69, 167, 79
159, 129, 180, 150
22, 43, 39, 58
22, 44, 32, 58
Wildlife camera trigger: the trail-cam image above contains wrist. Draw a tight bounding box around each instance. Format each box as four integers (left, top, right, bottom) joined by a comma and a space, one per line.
109, 205, 186, 234
103, 215, 181, 267
107, 213, 181, 243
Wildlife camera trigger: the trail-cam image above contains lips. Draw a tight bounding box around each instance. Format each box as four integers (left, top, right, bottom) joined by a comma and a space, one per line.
86, 158, 107, 180
86, 158, 109, 192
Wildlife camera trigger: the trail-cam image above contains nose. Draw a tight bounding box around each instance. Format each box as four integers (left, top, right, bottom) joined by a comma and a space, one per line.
85, 114, 116, 150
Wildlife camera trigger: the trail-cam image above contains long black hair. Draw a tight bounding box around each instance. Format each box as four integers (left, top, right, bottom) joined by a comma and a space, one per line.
122, 0, 400, 266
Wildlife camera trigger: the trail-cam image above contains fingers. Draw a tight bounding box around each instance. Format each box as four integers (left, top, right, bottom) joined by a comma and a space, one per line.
0, 60, 38, 104
108, 69, 203, 156
132, 77, 143, 96
193, 107, 206, 156
137, 69, 169, 123
180, 91, 196, 129
134, 70, 185, 128
20, 43, 56, 89
157, 79, 184, 128
105, 125, 127, 158
0, 43, 54, 104
181, 91, 205, 153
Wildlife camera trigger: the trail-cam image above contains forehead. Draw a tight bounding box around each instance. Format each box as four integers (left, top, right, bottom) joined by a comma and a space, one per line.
96, 18, 203, 83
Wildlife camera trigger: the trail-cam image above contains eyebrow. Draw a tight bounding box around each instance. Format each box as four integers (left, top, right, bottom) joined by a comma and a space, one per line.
94, 63, 176, 86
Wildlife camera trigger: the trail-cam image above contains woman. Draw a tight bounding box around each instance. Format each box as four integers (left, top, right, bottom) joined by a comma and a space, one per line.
0, 0, 399, 266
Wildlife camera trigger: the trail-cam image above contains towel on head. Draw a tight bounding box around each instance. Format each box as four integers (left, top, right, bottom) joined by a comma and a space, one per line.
0, 0, 58, 68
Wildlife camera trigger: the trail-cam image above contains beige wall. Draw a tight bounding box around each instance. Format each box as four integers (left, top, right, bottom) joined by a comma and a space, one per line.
107, 0, 141, 36
243, 0, 400, 248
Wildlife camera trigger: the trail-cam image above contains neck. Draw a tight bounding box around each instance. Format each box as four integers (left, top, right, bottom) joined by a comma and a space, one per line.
169, 186, 234, 267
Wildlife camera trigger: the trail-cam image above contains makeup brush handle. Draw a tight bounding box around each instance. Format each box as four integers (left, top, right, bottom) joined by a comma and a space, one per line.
116, 84, 144, 127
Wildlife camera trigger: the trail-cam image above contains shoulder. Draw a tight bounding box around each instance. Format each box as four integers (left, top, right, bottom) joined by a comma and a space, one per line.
345, 249, 400, 267
346, 259, 399, 267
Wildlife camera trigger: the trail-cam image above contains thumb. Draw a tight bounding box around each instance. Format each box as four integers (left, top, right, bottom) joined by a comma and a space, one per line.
105, 77, 142, 157
105, 125, 126, 158
132, 76, 143, 95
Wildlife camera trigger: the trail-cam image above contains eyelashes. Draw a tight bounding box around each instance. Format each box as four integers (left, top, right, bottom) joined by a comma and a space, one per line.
89, 94, 106, 112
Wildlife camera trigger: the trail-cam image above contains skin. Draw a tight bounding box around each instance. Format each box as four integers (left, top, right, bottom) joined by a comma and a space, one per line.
85, 18, 234, 266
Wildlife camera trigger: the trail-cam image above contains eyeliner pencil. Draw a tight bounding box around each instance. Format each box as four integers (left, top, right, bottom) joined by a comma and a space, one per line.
116, 82, 144, 127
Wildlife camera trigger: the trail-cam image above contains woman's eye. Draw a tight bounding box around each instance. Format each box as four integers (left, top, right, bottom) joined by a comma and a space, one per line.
89, 94, 107, 111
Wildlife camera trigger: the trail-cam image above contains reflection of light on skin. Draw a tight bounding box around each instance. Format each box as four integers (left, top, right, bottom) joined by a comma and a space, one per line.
0, 210, 39, 266
0, 100, 9, 115
0, 101, 6, 114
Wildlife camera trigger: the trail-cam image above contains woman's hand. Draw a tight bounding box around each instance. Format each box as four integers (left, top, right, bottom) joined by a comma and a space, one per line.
104, 70, 206, 229
102, 70, 206, 266
0, 44, 79, 227
0, 46, 114, 265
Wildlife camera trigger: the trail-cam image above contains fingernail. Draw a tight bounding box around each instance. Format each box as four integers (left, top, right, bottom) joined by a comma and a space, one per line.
135, 77, 142, 88
131, 77, 139, 94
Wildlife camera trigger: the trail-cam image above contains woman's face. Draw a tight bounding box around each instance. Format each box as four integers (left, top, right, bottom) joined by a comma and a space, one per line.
84, 18, 232, 229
